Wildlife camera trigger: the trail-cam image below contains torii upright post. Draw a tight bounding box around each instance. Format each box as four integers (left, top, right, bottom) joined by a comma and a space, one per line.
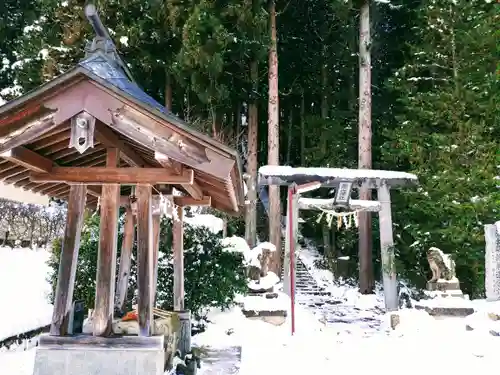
284, 182, 321, 335
378, 182, 397, 311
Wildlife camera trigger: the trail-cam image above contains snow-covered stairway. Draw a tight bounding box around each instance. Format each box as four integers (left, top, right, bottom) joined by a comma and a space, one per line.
282, 252, 384, 335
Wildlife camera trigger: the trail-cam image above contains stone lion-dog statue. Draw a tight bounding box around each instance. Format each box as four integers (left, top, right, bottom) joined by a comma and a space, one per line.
427, 246, 456, 282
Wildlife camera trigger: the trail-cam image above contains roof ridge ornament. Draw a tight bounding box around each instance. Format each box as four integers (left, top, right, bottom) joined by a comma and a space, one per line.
83, 3, 135, 83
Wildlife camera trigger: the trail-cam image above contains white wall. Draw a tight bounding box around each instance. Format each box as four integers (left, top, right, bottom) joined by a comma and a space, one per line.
0, 182, 49, 205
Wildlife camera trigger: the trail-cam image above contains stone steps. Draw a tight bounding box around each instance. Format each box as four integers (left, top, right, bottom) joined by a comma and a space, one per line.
279, 252, 383, 333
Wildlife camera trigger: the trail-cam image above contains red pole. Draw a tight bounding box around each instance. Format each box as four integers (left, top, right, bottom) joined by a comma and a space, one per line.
288, 186, 296, 335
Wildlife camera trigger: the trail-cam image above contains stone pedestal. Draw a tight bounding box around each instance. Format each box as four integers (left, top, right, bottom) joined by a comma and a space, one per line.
33, 334, 165, 375
426, 279, 464, 298
416, 278, 473, 317
242, 293, 288, 326
426, 279, 460, 292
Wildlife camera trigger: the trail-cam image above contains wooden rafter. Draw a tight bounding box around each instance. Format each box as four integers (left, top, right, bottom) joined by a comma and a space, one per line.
0, 111, 59, 154
30, 167, 194, 185
95, 123, 147, 167
1, 147, 53, 173
0, 145, 103, 197
155, 151, 203, 200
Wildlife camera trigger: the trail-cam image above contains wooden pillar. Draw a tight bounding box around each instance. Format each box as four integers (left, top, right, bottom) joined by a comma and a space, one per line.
152, 213, 161, 305
115, 207, 135, 314
50, 184, 87, 336
173, 206, 184, 311
377, 182, 397, 311
283, 190, 292, 296
136, 184, 154, 337
292, 192, 299, 295
93, 148, 120, 336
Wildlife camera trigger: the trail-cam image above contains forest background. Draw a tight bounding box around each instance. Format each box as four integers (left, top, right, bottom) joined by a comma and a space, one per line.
0, 0, 498, 298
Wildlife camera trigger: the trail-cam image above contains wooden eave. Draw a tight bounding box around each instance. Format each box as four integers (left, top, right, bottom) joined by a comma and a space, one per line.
0, 68, 244, 215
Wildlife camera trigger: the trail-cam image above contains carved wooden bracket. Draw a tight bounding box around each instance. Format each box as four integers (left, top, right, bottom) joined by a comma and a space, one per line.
70, 111, 95, 154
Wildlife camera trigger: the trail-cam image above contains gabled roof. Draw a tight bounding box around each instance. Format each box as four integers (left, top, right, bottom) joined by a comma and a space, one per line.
0, 53, 244, 215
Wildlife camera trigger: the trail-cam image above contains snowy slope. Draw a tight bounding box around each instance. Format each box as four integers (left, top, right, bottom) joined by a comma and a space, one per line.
0, 247, 53, 342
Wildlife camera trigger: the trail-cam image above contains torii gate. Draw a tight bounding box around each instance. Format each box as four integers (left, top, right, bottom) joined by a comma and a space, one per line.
258, 165, 418, 320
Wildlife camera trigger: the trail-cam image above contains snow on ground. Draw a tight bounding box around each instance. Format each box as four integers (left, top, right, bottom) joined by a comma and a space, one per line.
194, 297, 499, 375
0, 247, 53, 375
0, 247, 53, 342
1, 239, 500, 375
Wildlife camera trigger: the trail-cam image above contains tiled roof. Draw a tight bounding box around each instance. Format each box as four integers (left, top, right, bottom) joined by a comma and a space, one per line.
78, 53, 167, 115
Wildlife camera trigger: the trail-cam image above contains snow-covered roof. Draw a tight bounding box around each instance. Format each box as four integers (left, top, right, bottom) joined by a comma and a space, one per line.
258, 166, 418, 189
298, 197, 381, 212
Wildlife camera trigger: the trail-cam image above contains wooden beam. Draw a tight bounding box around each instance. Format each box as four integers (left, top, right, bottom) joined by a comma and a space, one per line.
1, 147, 53, 173
0, 144, 103, 199
155, 151, 203, 199
50, 185, 87, 336
136, 184, 154, 336
93, 148, 120, 337
174, 195, 211, 207
95, 123, 147, 167
114, 207, 135, 315
173, 206, 184, 311
119, 195, 210, 208
0, 106, 58, 152
30, 167, 194, 185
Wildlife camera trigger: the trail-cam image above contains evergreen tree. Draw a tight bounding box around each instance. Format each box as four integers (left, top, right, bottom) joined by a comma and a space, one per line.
0, 0, 40, 102
382, 0, 499, 297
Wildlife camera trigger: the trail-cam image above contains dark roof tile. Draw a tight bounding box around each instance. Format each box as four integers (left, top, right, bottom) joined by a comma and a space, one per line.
78, 53, 167, 115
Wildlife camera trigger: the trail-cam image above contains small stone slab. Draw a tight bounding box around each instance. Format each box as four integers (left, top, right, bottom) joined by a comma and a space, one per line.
465, 324, 500, 336
427, 280, 460, 292
414, 304, 474, 317
265, 293, 279, 299
196, 346, 241, 375
242, 309, 287, 318
248, 286, 274, 295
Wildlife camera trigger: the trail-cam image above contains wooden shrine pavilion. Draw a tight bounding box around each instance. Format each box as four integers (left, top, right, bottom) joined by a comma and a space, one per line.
0, 6, 244, 373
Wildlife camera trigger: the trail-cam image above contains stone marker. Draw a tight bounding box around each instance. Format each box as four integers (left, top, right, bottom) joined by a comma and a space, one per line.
484, 222, 500, 301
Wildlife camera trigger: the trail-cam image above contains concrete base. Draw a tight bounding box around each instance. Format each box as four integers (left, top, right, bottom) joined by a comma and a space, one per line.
427, 279, 460, 292
424, 290, 465, 299
33, 334, 165, 375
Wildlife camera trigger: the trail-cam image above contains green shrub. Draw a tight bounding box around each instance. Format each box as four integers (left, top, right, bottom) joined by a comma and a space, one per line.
49, 214, 247, 319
